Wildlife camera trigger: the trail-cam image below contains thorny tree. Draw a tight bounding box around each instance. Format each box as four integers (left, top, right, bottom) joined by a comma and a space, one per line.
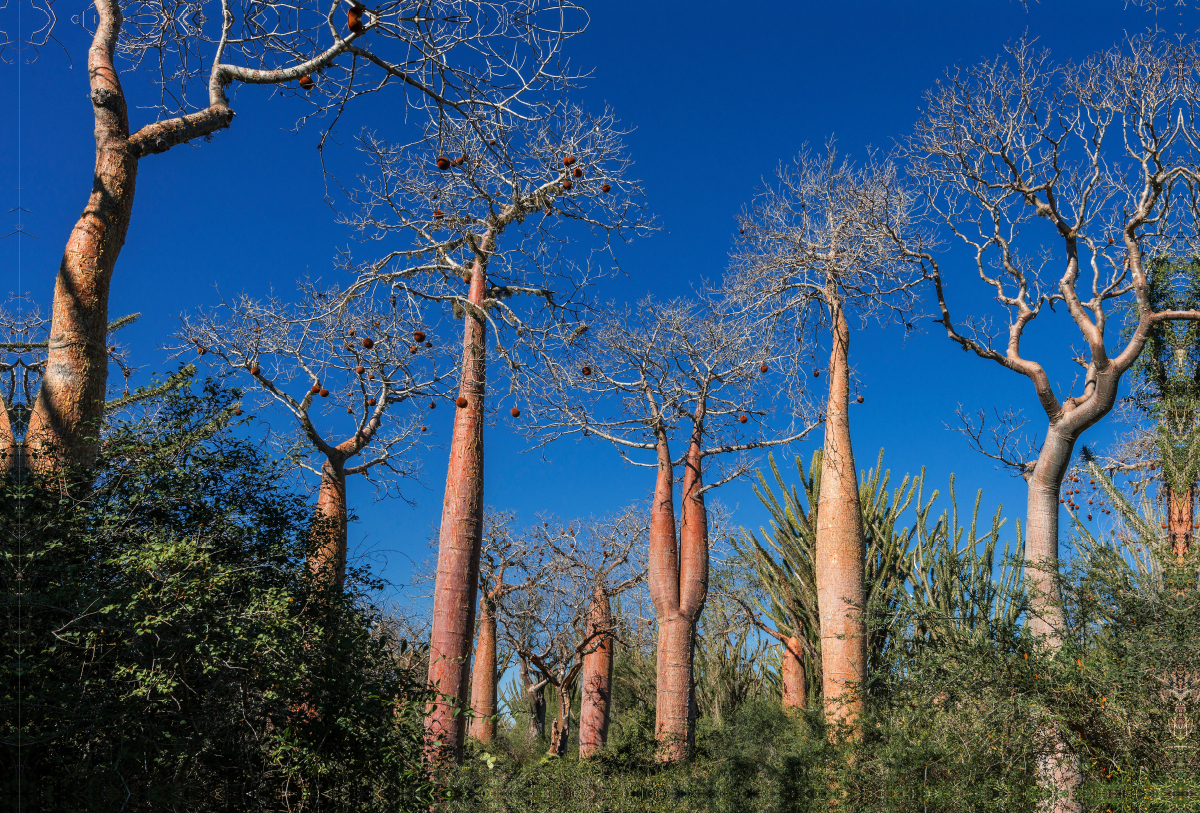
177, 281, 456, 589
4, 0, 588, 476
339, 106, 651, 759
501, 510, 644, 758
527, 294, 817, 761
732, 144, 927, 737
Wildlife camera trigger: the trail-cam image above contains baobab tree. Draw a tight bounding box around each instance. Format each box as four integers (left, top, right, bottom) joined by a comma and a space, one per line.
503, 511, 644, 758
904, 35, 1200, 649
177, 281, 456, 589
527, 294, 817, 760
340, 105, 651, 759
10, 0, 587, 475
732, 144, 927, 736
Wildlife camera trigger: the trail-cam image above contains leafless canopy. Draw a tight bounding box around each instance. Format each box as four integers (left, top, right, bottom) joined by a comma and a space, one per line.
176, 279, 457, 498
525, 294, 818, 491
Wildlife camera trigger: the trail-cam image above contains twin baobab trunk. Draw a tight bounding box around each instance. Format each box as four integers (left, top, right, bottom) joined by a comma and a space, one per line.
579, 589, 615, 758
781, 637, 806, 712
814, 302, 865, 737
426, 252, 490, 761
649, 427, 708, 763
308, 458, 348, 590
468, 594, 499, 744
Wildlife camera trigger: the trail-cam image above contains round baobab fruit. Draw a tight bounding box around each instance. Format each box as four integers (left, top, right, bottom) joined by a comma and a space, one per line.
319, 389, 329, 397
425, 341, 433, 348
362, 337, 375, 349
573, 167, 583, 178
436, 156, 451, 171
298, 75, 315, 91
1107, 236, 1114, 246
433, 209, 444, 219
197, 347, 207, 355
544, 208, 552, 216
311, 383, 321, 393
409, 346, 418, 354
368, 373, 375, 380
563, 155, 577, 166
454, 155, 466, 166
430, 401, 437, 409
456, 396, 469, 408
856, 395, 865, 404
739, 228, 745, 235
347, 4, 365, 33
488, 139, 497, 146
356, 365, 365, 375
347, 407, 354, 414
759, 364, 768, 374
511, 407, 521, 418
562, 179, 573, 191
581, 366, 591, 376
250, 364, 260, 375
233, 407, 243, 416
367, 397, 377, 406
738, 415, 748, 424
422, 425, 428, 432
348, 328, 356, 336
414, 331, 426, 343
601, 183, 611, 193
813, 370, 820, 378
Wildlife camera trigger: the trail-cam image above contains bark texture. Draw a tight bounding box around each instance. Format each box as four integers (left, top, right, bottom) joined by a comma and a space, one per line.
579, 590, 615, 758
650, 428, 708, 762
547, 680, 575, 757
814, 303, 865, 736
426, 255, 489, 761
468, 594, 499, 744
781, 637, 806, 712
520, 657, 548, 740
308, 458, 348, 590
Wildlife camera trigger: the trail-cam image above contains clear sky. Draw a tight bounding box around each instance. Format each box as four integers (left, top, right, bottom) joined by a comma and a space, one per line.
1, 0, 1187, 602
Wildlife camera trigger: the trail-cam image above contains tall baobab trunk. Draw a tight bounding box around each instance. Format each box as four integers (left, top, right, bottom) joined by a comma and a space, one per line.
651, 425, 708, 763
426, 249, 490, 761
468, 593, 499, 744
814, 301, 865, 737
308, 457, 348, 590
1168, 483, 1193, 560
26, 0, 136, 474
781, 637, 806, 712
1024, 428, 1076, 648
579, 589, 615, 758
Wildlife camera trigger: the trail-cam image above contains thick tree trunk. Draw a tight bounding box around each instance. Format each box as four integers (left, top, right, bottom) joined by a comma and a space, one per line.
781, 637, 806, 712
654, 428, 708, 762
0, 397, 16, 477
579, 590, 615, 758
814, 302, 865, 737
1025, 427, 1076, 648
468, 594, 498, 744
547, 678, 574, 757
308, 457, 347, 590
426, 253, 489, 762
1168, 484, 1193, 560
26, 0, 135, 474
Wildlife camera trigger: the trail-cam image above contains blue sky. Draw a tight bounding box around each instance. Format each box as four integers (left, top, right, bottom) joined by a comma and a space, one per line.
0, 0, 1185, 599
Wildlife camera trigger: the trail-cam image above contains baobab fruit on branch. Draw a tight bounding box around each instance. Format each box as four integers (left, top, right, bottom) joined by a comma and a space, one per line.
361, 337, 375, 349
856, 395, 864, 404
581, 366, 592, 376
601, 184, 611, 193
436, 156, 452, 171
739, 415, 748, 424
562, 179, 574, 191
298, 75, 315, 91
347, 3, 365, 34
456, 396, 469, 408
511, 407, 521, 418
356, 365, 365, 375
250, 364, 260, 375
311, 383, 321, 393
573, 167, 583, 178
319, 389, 329, 398
430, 401, 437, 410
414, 331, 426, 343
368, 397, 377, 406
760, 364, 769, 373
563, 155, 577, 166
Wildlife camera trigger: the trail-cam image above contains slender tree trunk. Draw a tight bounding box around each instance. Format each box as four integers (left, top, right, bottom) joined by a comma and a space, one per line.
547, 677, 574, 757
26, 0, 135, 474
468, 594, 499, 744
781, 637, 806, 712
1168, 484, 1193, 560
426, 251, 489, 762
1024, 427, 1076, 647
814, 301, 865, 737
520, 657, 547, 741
579, 589, 615, 758
308, 457, 348, 590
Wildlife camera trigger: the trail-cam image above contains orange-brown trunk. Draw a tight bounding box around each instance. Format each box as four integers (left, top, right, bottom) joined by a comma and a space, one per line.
781, 637, 806, 712
468, 595, 498, 744
307, 458, 348, 590
814, 302, 865, 738
1168, 484, 1193, 560
27, 0, 136, 474
579, 590, 614, 758
426, 255, 489, 762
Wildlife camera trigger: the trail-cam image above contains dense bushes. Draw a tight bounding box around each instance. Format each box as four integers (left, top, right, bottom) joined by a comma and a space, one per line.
0, 380, 432, 812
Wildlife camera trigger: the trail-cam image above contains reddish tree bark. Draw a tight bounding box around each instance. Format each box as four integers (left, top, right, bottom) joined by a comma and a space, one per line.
468, 593, 499, 744
651, 423, 708, 763
814, 302, 865, 737
781, 637, 806, 712
308, 458, 348, 590
1168, 484, 1193, 561
426, 250, 490, 761
579, 589, 615, 758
